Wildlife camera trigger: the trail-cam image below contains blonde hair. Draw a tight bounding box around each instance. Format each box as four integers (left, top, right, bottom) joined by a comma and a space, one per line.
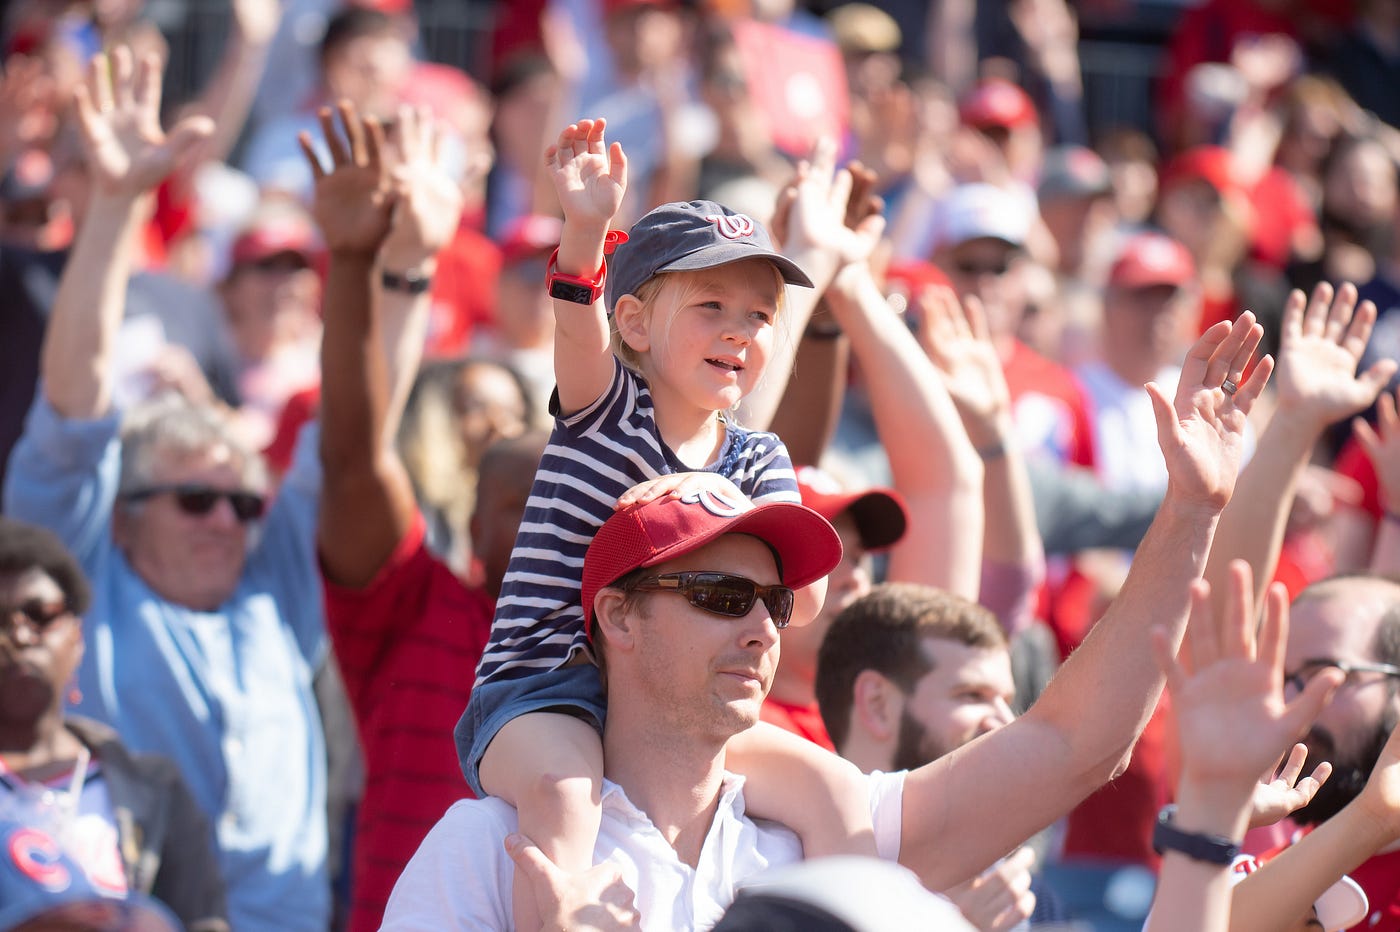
609, 263, 792, 379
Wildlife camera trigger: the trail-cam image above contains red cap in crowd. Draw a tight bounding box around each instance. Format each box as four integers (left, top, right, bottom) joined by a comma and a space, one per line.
1160, 145, 1244, 200
884, 259, 951, 298
1109, 232, 1196, 289
499, 214, 562, 265
958, 78, 1038, 131
581, 489, 842, 630
230, 208, 321, 269
795, 466, 908, 552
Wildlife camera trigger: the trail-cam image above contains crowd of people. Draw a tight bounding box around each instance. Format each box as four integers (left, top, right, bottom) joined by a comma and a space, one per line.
5, 0, 1400, 929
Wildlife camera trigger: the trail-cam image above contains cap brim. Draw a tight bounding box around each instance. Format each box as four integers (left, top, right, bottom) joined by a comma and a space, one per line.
5, 897, 181, 931
642, 500, 841, 590
658, 244, 814, 289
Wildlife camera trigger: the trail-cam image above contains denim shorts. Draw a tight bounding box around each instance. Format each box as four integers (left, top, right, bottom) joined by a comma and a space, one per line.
454, 662, 607, 798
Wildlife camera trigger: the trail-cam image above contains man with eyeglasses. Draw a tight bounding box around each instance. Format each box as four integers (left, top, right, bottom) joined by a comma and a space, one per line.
1263, 574, 1400, 926
930, 182, 1095, 472
1, 52, 331, 932
385, 303, 1270, 929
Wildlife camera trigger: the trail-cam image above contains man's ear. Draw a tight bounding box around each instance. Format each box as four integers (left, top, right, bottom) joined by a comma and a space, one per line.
612, 294, 650, 354
852, 670, 902, 742
592, 588, 638, 653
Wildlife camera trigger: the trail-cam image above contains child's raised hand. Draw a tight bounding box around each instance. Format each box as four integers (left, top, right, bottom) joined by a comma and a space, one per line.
1154, 563, 1340, 796
1247, 743, 1332, 829
546, 119, 628, 229
298, 101, 395, 256
616, 472, 746, 510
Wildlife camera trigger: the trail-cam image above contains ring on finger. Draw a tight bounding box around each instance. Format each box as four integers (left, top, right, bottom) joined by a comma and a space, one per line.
1222, 378, 1239, 396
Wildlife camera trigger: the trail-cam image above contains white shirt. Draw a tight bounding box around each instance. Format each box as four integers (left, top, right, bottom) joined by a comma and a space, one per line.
381, 769, 907, 931
1077, 361, 1181, 494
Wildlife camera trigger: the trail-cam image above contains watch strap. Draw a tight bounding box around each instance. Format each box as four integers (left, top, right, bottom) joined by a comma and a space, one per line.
381, 267, 433, 294
1152, 805, 1240, 865
546, 248, 608, 305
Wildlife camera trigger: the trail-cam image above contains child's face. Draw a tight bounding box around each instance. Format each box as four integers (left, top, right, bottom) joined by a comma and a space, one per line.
637, 258, 782, 416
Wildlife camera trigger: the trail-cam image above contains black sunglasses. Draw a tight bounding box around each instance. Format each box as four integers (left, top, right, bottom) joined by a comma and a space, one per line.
1284, 658, 1400, 694
124, 484, 267, 523
953, 258, 1013, 278
628, 572, 795, 628
1, 598, 70, 633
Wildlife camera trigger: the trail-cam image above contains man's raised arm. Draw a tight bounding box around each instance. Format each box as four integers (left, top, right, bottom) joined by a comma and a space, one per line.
898, 314, 1271, 890
308, 102, 466, 588
42, 48, 211, 420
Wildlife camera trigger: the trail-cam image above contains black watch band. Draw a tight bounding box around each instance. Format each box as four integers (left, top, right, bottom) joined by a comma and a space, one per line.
1152, 805, 1240, 865
381, 268, 433, 295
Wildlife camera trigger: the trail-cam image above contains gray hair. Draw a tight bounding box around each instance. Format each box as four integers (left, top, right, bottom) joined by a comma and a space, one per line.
118, 392, 269, 498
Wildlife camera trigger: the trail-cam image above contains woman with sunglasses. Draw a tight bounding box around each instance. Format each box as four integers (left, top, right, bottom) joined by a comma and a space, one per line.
0, 517, 227, 931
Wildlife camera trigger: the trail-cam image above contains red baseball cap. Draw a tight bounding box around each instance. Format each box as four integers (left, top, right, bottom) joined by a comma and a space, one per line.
1161, 145, 1243, 199
796, 466, 908, 552
230, 207, 321, 268
1109, 232, 1196, 289
884, 259, 951, 298
959, 78, 1038, 131
499, 214, 562, 265
581, 489, 842, 631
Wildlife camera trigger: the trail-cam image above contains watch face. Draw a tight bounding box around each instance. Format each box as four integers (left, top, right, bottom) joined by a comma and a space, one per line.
549, 279, 596, 305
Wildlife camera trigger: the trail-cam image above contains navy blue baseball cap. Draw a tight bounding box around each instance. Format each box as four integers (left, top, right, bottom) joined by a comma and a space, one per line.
0, 820, 178, 931
605, 200, 814, 309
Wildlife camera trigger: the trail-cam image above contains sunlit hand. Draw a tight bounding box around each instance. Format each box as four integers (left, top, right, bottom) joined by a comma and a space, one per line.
921, 290, 1012, 434
1275, 283, 1396, 430
546, 118, 627, 229
1354, 389, 1400, 513
505, 833, 641, 932
616, 472, 746, 510
1149, 313, 1271, 511
232, 0, 282, 45
780, 137, 885, 268
298, 100, 395, 256
381, 105, 467, 272
944, 846, 1037, 932
1155, 563, 1341, 793
73, 48, 214, 200
1248, 742, 1332, 829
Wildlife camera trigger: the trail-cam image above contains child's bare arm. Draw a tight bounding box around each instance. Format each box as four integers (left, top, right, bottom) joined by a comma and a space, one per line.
727, 722, 878, 858
547, 118, 629, 414
481, 711, 605, 932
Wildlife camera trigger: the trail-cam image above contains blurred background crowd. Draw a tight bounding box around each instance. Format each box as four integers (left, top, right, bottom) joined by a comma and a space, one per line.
4, 0, 1400, 928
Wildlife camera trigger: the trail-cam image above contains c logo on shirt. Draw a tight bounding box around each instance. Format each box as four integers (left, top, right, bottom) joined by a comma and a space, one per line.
8, 826, 72, 892
706, 214, 756, 240
679, 488, 749, 518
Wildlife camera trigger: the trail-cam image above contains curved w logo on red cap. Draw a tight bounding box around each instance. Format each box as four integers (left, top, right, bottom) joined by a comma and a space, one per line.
706, 214, 756, 240
679, 488, 749, 518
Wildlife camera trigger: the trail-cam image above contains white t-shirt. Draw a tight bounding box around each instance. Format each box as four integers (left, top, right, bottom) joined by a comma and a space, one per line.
381, 769, 907, 931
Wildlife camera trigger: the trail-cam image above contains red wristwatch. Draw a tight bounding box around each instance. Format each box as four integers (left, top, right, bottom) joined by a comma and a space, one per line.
546, 248, 606, 305
544, 231, 629, 305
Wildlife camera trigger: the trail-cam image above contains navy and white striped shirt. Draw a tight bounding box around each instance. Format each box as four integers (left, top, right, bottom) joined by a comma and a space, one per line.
475, 357, 798, 687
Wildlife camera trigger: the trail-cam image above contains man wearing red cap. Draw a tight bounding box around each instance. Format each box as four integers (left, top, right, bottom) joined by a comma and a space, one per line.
383, 307, 1272, 930
1078, 232, 1201, 495
761, 465, 908, 750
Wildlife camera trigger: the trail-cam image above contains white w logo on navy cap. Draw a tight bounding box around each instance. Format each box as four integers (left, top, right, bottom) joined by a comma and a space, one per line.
705, 213, 757, 240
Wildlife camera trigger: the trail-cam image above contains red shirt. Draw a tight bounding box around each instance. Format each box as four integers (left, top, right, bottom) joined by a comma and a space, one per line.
761, 697, 836, 752
323, 513, 494, 932
1003, 340, 1096, 469
424, 225, 502, 359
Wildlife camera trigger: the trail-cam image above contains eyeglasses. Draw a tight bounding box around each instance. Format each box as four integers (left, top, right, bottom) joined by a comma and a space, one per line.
628, 572, 795, 629
952, 258, 1013, 278
123, 485, 266, 523
1, 599, 71, 636
1284, 658, 1400, 694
